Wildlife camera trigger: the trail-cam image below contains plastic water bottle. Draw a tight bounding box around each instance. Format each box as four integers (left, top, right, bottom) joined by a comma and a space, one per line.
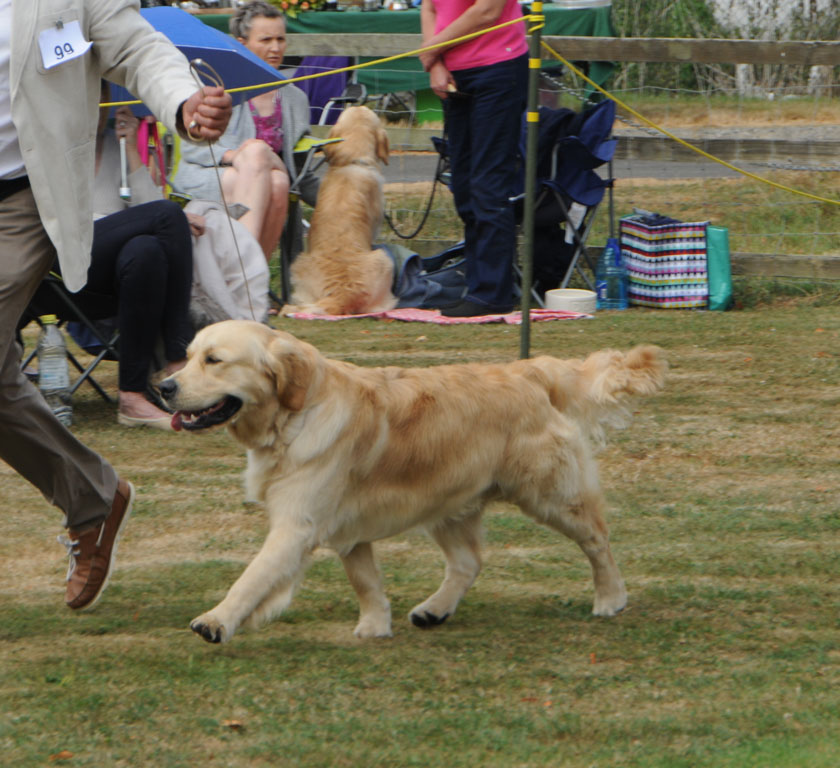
36, 315, 73, 427
595, 237, 629, 310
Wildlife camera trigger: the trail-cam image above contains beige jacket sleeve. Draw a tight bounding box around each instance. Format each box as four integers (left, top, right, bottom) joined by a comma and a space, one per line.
10, 0, 199, 291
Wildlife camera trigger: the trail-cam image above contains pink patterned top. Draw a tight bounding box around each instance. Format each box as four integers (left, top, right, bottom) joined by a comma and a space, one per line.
249, 93, 284, 153
432, 0, 527, 72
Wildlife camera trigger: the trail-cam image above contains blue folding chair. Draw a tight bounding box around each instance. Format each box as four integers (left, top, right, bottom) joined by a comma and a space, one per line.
514, 98, 617, 304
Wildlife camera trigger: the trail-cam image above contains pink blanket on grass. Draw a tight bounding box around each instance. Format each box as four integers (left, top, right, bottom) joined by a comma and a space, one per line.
284, 307, 590, 325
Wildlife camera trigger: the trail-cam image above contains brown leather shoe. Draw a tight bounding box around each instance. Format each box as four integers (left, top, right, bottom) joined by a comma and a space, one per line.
60, 479, 135, 611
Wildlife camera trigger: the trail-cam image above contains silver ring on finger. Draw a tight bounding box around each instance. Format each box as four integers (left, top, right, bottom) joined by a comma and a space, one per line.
187, 120, 203, 140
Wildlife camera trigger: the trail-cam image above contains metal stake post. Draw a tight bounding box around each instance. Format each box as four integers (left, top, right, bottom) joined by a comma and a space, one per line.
519, 4, 543, 359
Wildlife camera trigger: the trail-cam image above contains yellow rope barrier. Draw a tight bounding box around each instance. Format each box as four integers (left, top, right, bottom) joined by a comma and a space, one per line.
539, 40, 840, 207
101, 15, 537, 106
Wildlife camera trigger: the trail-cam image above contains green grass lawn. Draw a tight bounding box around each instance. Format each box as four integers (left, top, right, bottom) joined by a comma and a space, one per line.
2, 291, 839, 767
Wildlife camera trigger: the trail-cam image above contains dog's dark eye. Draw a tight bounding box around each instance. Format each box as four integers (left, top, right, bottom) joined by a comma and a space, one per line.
205, 355, 221, 365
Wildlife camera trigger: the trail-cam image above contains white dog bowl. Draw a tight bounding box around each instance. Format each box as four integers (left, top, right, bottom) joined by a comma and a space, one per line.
544, 288, 597, 314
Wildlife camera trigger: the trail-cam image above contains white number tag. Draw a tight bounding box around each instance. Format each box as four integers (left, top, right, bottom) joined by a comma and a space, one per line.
39, 21, 91, 70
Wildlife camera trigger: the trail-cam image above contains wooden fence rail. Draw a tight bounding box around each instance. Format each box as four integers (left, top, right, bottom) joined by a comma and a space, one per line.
283, 34, 840, 66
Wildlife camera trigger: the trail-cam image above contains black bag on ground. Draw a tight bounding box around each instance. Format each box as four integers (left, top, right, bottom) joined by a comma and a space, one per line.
379, 243, 467, 309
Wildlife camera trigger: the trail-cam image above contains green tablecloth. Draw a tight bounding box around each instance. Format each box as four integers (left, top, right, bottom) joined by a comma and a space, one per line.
198, 5, 615, 94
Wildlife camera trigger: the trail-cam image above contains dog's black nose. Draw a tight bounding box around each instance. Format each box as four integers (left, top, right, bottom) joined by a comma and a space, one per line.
158, 378, 177, 401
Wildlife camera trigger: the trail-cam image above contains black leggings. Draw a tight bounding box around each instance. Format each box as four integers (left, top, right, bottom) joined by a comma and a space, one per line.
87, 200, 193, 392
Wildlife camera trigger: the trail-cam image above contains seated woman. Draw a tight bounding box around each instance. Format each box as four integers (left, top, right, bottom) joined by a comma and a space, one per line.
27, 88, 198, 430
172, 0, 319, 262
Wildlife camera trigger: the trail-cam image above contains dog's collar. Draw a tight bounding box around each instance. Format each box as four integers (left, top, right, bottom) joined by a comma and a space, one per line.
349, 158, 378, 169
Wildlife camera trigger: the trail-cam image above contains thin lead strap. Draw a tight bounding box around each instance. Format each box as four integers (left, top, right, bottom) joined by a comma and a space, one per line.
188, 58, 257, 322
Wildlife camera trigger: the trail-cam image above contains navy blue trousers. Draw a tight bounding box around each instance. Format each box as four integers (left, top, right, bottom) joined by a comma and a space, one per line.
444, 54, 528, 309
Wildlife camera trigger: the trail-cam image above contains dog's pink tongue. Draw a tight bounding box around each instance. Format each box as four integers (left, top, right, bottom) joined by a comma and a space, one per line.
171, 412, 183, 432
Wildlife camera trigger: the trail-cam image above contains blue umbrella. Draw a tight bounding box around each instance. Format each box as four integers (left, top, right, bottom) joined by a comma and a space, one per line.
108, 6, 284, 115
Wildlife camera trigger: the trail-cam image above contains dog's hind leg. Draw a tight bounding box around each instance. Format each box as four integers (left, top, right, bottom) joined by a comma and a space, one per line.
340, 542, 392, 638
409, 511, 483, 629
522, 488, 627, 618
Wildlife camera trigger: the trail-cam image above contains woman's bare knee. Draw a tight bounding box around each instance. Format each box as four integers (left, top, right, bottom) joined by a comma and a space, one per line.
236, 140, 275, 173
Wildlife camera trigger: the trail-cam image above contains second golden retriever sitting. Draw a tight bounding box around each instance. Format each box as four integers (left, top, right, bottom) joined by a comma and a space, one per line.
159, 320, 666, 644
285, 106, 396, 315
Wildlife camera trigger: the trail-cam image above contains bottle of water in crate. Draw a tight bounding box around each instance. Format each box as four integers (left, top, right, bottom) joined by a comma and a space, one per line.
36, 315, 73, 427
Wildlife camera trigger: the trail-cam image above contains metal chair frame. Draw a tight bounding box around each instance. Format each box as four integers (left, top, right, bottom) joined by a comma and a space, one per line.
317, 82, 369, 126
514, 153, 615, 308
20, 276, 120, 404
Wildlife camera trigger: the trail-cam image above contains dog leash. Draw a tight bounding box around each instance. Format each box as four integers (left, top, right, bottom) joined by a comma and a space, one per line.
188, 59, 258, 322
384, 131, 448, 240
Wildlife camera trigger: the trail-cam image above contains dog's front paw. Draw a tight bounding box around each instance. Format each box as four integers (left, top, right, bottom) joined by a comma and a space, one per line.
409, 609, 450, 629
592, 583, 628, 617
353, 616, 393, 639
353, 605, 392, 639
190, 613, 231, 643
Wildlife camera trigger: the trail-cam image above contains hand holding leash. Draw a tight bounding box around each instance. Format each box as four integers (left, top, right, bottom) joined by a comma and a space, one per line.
181, 61, 232, 142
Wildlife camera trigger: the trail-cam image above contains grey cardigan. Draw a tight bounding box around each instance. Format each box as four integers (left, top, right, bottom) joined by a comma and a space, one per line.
172, 83, 319, 206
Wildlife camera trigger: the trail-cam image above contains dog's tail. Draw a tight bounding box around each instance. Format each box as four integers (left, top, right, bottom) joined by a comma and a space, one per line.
528, 345, 666, 444
578, 344, 666, 404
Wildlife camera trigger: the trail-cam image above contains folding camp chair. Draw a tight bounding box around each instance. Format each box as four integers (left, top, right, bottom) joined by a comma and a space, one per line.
19, 274, 121, 404
317, 81, 368, 127
513, 99, 617, 306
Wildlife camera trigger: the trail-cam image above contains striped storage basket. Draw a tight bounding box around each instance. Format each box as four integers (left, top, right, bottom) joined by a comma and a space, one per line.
620, 215, 710, 309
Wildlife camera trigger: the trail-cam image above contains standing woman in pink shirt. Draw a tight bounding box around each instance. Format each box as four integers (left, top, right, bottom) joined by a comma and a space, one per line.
420, 0, 528, 316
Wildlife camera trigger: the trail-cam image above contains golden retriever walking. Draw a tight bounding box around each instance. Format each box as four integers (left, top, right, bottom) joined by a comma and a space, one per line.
159, 321, 666, 644
285, 106, 396, 315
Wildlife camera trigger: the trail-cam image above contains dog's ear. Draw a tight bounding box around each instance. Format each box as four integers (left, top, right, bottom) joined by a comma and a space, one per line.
376, 126, 390, 165
266, 337, 314, 412
323, 138, 339, 163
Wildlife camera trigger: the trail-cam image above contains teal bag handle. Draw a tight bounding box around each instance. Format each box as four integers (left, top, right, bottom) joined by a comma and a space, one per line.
706, 225, 732, 311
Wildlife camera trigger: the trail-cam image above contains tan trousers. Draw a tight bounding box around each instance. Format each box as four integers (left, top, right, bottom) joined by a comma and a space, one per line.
0, 186, 118, 530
